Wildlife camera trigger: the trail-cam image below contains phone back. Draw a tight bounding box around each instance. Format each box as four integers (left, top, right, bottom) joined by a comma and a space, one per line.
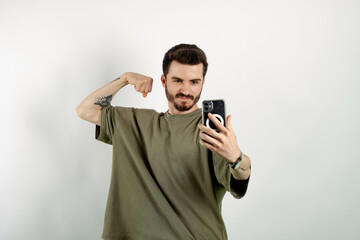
202, 99, 226, 131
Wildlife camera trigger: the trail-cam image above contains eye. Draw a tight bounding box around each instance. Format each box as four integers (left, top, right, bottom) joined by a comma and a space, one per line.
191, 80, 199, 84
175, 79, 182, 83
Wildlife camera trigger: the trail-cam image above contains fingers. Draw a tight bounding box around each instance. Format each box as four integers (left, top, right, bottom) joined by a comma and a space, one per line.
142, 79, 153, 97
199, 114, 240, 162
208, 113, 228, 133
132, 75, 153, 97
139, 82, 147, 97
199, 132, 221, 148
226, 115, 234, 132
198, 123, 222, 142
144, 82, 152, 94
199, 138, 217, 152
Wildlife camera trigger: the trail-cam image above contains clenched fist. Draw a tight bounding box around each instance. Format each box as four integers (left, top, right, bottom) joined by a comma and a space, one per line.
123, 72, 153, 98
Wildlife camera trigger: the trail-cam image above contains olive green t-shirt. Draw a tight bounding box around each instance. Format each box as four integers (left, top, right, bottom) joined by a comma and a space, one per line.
95, 105, 245, 240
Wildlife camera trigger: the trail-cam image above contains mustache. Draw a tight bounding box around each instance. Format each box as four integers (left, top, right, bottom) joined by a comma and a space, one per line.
175, 93, 194, 100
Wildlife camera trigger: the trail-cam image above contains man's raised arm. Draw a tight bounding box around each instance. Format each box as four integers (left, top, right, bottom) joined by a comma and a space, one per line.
76, 72, 153, 125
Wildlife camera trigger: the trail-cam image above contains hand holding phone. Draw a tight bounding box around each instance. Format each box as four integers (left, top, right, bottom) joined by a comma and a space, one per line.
199, 99, 242, 165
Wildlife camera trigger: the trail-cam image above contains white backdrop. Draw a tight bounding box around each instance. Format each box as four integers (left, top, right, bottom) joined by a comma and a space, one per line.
1, 0, 359, 239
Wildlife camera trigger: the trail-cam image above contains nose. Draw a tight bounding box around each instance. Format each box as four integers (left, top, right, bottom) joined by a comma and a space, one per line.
180, 81, 191, 95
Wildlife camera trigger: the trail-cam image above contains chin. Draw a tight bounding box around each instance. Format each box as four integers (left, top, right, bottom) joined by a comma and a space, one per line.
178, 102, 192, 108
175, 103, 196, 112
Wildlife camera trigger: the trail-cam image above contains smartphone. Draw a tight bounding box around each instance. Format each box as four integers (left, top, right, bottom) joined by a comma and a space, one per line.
202, 99, 226, 132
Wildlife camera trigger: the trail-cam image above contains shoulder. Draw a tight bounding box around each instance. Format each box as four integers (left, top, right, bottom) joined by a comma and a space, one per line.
111, 106, 163, 120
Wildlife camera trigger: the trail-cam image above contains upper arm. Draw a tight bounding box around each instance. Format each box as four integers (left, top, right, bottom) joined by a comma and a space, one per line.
76, 105, 102, 126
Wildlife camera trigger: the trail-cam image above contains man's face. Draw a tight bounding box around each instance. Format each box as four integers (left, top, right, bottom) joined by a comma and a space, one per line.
162, 61, 205, 113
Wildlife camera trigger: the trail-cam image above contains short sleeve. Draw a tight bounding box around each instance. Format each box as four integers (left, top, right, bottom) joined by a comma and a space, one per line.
212, 152, 232, 192
95, 105, 116, 145
212, 152, 250, 199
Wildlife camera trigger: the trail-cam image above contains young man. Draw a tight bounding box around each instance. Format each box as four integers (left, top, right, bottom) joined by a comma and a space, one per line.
76, 44, 251, 240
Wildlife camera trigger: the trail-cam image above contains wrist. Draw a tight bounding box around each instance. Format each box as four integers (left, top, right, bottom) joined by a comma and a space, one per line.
115, 73, 129, 87
227, 151, 242, 164
228, 151, 243, 170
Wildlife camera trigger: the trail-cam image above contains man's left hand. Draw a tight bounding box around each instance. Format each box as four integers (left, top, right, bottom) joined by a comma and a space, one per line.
198, 113, 241, 164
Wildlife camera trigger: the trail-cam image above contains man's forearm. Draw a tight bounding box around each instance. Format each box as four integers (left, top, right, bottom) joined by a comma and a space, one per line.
76, 73, 128, 124
229, 153, 251, 180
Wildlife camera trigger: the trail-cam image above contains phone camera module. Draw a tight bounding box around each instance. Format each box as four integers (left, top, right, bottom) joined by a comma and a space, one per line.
203, 101, 213, 113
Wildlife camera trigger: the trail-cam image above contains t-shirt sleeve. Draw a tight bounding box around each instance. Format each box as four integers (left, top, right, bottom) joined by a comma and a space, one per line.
95, 105, 151, 145
212, 152, 250, 199
95, 105, 117, 145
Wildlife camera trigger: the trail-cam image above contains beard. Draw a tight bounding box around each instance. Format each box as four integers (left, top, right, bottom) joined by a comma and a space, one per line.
165, 85, 202, 112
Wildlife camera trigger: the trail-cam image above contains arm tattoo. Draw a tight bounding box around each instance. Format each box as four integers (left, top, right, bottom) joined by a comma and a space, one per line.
94, 94, 113, 108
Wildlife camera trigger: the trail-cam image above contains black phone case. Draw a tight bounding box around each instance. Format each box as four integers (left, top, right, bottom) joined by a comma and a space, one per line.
202, 99, 226, 131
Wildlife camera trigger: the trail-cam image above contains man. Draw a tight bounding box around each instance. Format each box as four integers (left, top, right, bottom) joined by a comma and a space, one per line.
76, 44, 251, 240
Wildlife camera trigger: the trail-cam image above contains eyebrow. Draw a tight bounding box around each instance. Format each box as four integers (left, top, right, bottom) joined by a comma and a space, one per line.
171, 76, 202, 82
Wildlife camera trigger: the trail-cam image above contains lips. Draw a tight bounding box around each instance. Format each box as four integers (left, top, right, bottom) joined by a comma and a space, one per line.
175, 94, 194, 100
179, 96, 190, 100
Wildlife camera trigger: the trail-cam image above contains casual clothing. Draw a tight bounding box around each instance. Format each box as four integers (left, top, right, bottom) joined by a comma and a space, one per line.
95, 105, 249, 240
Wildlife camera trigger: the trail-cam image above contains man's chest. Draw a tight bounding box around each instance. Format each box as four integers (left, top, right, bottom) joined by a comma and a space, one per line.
144, 124, 209, 185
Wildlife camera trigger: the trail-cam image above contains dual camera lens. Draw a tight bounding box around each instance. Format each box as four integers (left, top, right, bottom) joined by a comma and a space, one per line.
203, 101, 213, 113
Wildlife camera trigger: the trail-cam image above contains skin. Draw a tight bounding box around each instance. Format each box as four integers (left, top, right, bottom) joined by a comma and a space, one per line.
76, 60, 251, 180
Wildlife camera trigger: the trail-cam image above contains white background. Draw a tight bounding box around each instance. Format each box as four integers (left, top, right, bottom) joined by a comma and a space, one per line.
1, 0, 359, 239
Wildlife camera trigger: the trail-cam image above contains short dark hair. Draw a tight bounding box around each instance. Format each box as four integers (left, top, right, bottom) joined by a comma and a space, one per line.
162, 43, 208, 77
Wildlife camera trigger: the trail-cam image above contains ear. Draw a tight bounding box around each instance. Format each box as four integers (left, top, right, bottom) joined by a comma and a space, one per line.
161, 75, 166, 87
